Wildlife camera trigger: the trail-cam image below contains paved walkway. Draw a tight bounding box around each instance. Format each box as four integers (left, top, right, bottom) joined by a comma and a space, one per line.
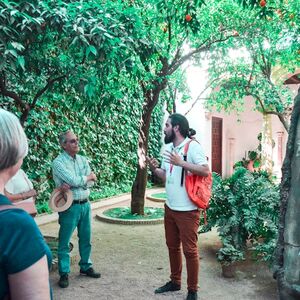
38, 188, 278, 300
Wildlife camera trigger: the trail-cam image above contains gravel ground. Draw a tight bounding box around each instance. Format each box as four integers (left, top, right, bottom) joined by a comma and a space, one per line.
39, 199, 278, 300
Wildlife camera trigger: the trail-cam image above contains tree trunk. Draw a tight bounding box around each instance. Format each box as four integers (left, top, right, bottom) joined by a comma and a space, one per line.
20, 105, 31, 126
131, 85, 163, 214
274, 87, 300, 299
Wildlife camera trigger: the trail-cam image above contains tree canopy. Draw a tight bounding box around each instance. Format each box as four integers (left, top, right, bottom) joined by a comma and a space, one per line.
0, 0, 141, 123
205, 0, 299, 132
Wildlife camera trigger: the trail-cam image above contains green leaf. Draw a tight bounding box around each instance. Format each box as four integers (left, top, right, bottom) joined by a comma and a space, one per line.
17, 55, 25, 70
104, 32, 114, 39
86, 45, 97, 58
11, 42, 24, 51
5, 49, 18, 57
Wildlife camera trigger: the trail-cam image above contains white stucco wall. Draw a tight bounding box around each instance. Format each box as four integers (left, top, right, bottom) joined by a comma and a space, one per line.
211, 98, 287, 178
173, 89, 298, 179
163, 65, 299, 178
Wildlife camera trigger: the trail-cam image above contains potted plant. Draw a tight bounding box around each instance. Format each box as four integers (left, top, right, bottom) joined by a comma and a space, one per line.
217, 243, 244, 278
200, 168, 280, 278
233, 151, 261, 171
234, 133, 276, 172
247, 150, 261, 172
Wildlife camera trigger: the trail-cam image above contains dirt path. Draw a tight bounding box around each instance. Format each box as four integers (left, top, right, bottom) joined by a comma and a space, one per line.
39, 199, 278, 300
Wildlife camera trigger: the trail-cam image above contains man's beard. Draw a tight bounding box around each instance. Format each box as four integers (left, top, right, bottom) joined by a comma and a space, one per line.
164, 130, 175, 144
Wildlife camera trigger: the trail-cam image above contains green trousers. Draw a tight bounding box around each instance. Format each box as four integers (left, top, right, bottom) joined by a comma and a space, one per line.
58, 202, 92, 275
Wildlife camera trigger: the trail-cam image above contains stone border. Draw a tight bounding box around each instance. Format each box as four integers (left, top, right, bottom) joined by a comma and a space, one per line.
96, 210, 164, 225
146, 195, 166, 203
36, 187, 165, 226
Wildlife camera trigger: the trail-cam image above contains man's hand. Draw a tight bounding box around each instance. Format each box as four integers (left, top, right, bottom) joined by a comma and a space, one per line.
146, 156, 159, 172
31, 189, 37, 197
87, 172, 97, 182
60, 183, 70, 192
163, 150, 184, 167
20, 189, 37, 200
24, 189, 37, 198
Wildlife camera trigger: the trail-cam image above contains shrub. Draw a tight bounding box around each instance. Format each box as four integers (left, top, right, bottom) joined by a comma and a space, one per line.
200, 167, 280, 265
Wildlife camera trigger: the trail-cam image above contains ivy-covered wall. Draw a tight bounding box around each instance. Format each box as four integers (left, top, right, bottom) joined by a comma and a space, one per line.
1, 94, 164, 213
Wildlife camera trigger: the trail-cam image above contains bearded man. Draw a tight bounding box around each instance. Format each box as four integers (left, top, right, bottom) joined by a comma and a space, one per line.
147, 113, 209, 300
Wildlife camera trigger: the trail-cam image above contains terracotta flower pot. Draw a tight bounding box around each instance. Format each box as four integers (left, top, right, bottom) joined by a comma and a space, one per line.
221, 263, 236, 278
247, 160, 255, 172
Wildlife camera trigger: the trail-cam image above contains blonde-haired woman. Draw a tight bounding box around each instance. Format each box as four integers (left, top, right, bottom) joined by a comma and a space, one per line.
0, 109, 52, 300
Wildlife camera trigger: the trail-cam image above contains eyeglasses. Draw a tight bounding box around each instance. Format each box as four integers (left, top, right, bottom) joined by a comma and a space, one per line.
67, 138, 79, 144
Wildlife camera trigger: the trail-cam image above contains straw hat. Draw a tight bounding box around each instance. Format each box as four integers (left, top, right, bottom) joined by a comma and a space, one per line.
49, 189, 73, 212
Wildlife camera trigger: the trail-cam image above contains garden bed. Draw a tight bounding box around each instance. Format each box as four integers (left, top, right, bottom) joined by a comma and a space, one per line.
96, 206, 164, 225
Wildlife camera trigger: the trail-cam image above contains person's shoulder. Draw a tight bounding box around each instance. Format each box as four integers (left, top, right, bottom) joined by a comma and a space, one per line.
52, 152, 64, 164
188, 139, 204, 151
1, 209, 47, 275
186, 139, 198, 147
77, 154, 89, 163
18, 169, 26, 176
2, 209, 37, 232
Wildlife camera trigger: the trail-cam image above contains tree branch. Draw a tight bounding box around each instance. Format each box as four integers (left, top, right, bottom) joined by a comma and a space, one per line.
258, 43, 271, 79
167, 34, 235, 75
185, 77, 222, 115
247, 63, 255, 88
19, 74, 67, 125
30, 74, 66, 109
252, 93, 289, 131
0, 73, 26, 110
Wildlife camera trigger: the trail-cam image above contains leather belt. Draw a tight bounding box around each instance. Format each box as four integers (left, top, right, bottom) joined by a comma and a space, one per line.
72, 199, 88, 204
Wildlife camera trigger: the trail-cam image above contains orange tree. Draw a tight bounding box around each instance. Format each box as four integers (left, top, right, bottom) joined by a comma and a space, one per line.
206, 0, 299, 132
213, 1, 300, 299
0, 0, 165, 209
127, 0, 254, 214
0, 0, 140, 124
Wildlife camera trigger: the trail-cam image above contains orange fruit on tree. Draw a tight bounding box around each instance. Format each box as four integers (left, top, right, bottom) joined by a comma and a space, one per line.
185, 14, 192, 22
259, 0, 266, 7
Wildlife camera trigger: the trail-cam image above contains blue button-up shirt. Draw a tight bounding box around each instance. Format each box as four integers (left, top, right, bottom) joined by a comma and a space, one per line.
52, 151, 91, 201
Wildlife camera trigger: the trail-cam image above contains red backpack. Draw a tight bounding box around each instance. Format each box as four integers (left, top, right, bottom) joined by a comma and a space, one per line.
181, 140, 212, 223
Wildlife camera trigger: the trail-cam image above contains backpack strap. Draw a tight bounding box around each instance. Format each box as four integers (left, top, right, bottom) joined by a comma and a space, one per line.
180, 140, 193, 186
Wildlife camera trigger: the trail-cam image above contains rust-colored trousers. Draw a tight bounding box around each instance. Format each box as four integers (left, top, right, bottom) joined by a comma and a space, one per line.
164, 204, 200, 292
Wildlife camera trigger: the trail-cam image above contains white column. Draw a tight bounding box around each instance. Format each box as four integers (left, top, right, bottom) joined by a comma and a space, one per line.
277, 131, 284, 167
228, 138, 235, 176
261, 114, 273, 173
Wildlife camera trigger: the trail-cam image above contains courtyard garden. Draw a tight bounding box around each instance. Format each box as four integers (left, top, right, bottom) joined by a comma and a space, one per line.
1, 0, 300, 298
